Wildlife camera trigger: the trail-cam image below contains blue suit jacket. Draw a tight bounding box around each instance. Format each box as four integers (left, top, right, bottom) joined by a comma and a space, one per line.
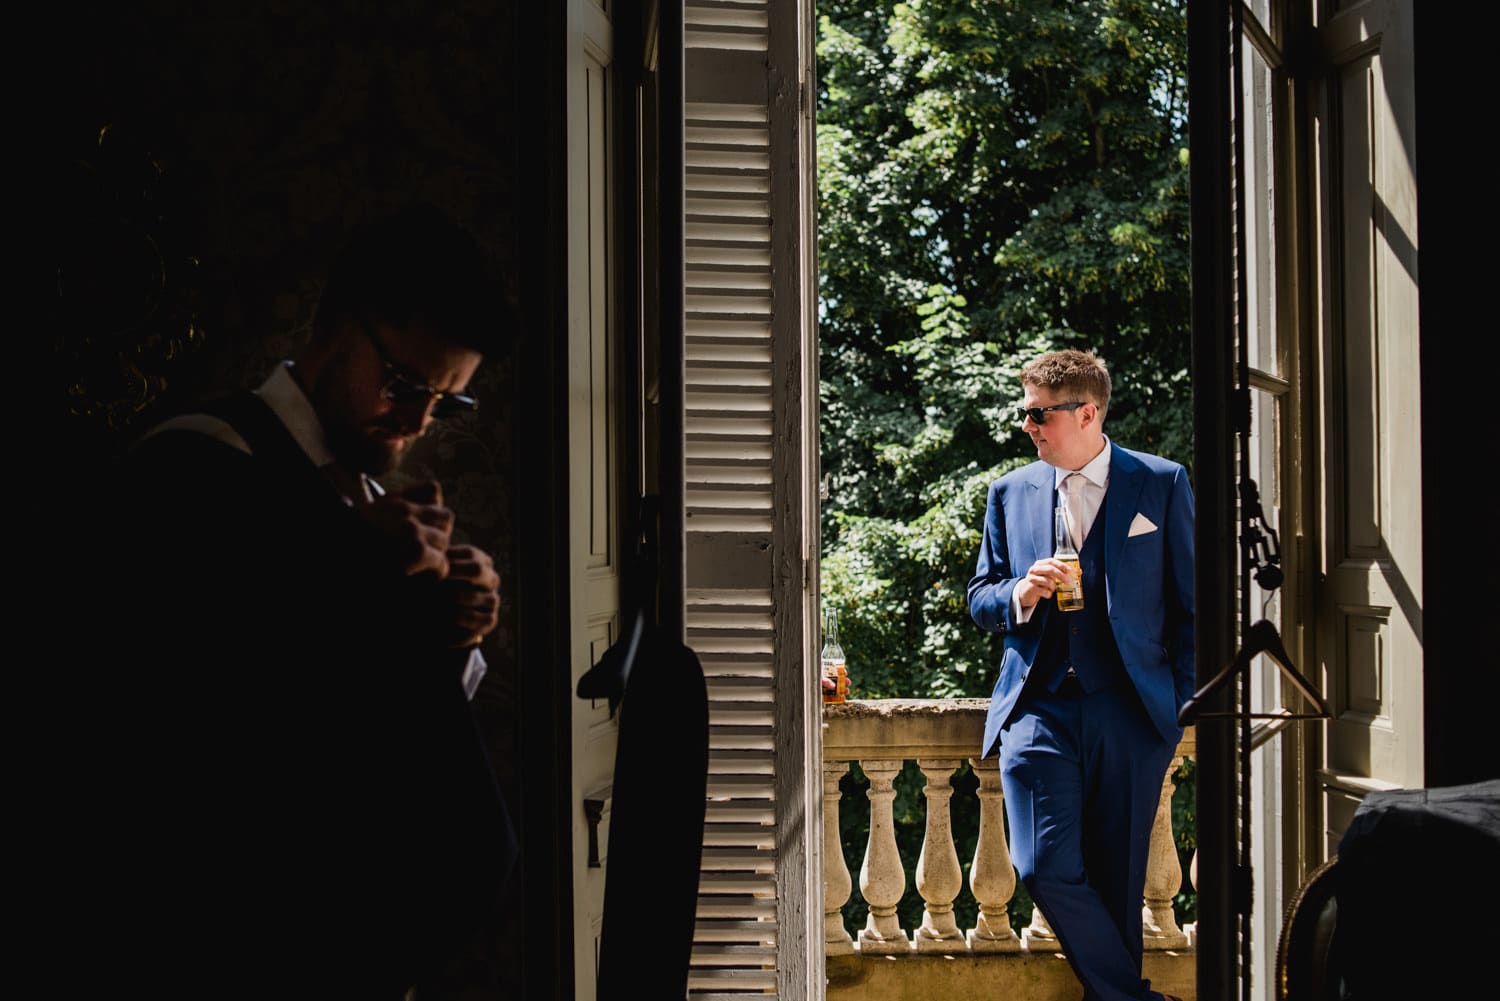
968, 442, 1195, 757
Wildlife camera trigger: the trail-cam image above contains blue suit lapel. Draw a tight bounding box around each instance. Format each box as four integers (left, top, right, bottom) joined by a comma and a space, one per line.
1027, 463, 1056, 561
1103, 443, 1144, 578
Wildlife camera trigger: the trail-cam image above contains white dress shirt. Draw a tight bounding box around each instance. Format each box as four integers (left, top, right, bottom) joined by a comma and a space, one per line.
1056, 437, 1111, 543
1012, 437, 1113, 623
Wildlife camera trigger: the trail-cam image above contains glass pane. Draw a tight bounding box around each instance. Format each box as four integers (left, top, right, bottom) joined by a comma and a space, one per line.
1240, 39, 1281, 380
1248, 384, 1284, 720
1247, 381, 1286, 1001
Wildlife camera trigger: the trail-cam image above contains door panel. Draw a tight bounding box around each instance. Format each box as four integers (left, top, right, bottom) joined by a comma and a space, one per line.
569, 1, 621, 995
1314, 0, 1421, 845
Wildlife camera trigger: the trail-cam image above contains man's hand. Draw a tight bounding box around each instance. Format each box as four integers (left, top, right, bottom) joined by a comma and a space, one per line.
359, 480, 455, 577
357, 480, 500, 647
1016, 557, 1078, 610
438, 543, 501, 647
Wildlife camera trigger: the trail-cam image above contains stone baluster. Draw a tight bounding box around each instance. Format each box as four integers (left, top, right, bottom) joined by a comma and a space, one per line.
967, 756, 1021, 952
824, 759, 855, 955
1185, 846, 1198, 945
857, 759, 910, 954
1021, 904, 1058, 951
1143, 753, 1189, 949
913, 758, 965, 952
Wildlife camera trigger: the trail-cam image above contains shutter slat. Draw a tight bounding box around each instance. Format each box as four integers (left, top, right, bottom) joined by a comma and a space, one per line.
691, 919, 780, 942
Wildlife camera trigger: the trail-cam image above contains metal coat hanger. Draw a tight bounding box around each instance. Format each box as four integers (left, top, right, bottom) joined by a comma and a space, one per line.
1179, 477, 1330, 726
1179, 617, 1330, 726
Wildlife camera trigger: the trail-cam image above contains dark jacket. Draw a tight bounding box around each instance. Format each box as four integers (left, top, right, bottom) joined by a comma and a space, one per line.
48, 391, 514, 998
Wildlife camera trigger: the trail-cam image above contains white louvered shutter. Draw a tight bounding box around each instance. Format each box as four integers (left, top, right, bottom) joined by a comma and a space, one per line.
680, 2, 822, 998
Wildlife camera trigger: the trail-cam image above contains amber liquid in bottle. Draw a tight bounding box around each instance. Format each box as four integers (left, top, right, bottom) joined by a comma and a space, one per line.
821, 605, 848, 704
1054, 505, 1085, 612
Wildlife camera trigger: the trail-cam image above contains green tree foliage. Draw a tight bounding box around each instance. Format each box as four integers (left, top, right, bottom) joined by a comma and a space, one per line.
818, 0, 1191, 697
816, 0, 1196, 935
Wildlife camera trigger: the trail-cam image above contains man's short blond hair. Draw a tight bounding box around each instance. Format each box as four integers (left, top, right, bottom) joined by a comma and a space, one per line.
1021, 349, 1111, 415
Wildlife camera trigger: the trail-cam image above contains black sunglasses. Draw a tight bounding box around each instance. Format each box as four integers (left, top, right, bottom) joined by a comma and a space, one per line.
1015, 401, 1085, 425
358, 323, 479, 419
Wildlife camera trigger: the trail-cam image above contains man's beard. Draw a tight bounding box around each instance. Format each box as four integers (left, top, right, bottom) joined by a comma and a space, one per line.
300, 352, 414, 477
326, 419, 410, 477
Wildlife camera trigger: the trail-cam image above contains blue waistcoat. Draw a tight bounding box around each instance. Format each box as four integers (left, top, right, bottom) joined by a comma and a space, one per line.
1037, 504, 1125, 693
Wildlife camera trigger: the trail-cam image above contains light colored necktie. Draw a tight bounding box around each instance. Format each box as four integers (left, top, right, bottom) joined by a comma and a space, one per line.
1066, 472, 1086, 550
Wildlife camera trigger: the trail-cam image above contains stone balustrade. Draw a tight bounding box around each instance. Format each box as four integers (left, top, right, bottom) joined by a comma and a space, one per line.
822, 699, 1195, 962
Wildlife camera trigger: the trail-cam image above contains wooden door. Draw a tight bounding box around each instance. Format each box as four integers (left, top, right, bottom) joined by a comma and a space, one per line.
1312, 0, 1423, 849
568, 1, 624, 994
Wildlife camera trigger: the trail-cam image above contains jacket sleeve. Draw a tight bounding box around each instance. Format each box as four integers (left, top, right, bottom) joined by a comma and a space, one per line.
968, 479, 1019, 634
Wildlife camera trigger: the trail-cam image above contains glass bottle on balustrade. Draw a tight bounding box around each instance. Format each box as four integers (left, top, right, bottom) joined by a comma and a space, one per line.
821, 605, 848, 703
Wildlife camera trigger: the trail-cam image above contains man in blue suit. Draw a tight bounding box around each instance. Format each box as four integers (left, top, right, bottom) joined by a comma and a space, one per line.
968, 349, 1193, 1001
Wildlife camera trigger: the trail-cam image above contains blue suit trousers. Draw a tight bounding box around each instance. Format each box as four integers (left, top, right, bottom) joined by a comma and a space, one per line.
999, 679, 1178, 1001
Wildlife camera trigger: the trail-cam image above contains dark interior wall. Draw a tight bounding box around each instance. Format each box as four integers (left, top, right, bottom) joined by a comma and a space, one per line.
509, 2, 575, 997
1414, 10, 1496, 786
33, 3, 539, 993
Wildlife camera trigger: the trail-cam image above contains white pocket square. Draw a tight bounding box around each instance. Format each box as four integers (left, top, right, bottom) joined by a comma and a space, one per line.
1127, 512, 1158, 537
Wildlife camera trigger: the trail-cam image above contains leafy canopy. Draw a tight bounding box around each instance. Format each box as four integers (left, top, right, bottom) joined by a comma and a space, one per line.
818, 0, 1192, 701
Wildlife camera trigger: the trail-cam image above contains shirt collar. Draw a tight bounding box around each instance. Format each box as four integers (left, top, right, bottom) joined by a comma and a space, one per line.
255, 361, 337, 469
